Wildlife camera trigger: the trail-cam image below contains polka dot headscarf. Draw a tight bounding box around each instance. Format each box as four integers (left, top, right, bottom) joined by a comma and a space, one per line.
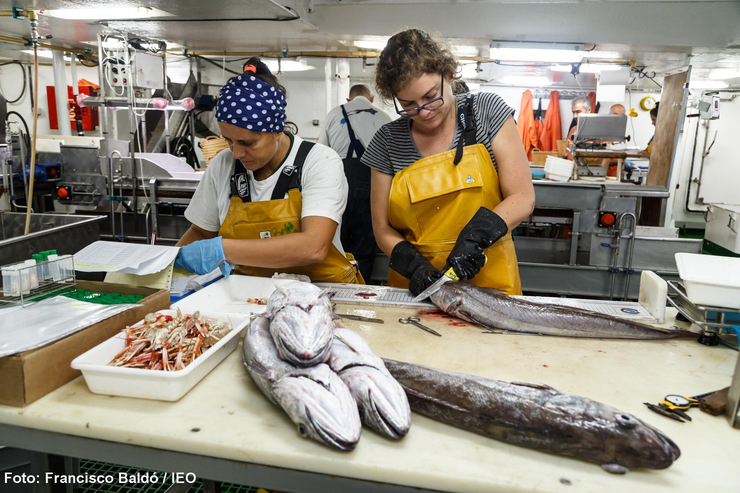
215, 72, 287, 132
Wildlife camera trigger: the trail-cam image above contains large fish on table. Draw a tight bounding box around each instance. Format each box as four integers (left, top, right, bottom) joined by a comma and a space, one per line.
267, 282, 334, 366
383, 358, 680, 474
329, 329, 411, 440
243, 316, 361, 451
431, 282, 693, 339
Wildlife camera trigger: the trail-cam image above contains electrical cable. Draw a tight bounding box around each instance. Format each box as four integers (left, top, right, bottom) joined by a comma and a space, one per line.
6, 111, 31, 150
0, 61, 27, 104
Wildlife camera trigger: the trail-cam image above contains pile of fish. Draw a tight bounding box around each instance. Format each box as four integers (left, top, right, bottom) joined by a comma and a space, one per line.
242, 282, 411, 451
383, 358, 681, 474
431, 282, 694, 339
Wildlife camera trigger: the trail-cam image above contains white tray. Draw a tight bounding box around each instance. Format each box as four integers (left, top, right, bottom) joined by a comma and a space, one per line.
71, 310, 249, 401
172, 275, 293, 316
675, 253, 740, 309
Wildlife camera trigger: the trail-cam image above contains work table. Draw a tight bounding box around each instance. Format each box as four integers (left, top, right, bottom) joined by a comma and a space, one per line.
0, 304, 737, 492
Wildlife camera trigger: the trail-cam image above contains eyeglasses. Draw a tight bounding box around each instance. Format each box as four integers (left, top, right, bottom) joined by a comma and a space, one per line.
394, 73, 445, 117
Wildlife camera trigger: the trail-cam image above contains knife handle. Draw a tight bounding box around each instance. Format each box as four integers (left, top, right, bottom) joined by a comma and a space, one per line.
442, 267, 460, 282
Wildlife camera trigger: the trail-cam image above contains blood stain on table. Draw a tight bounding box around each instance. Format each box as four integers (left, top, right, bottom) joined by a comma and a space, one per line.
355, 292, 378, 299
417, 310, 469, 327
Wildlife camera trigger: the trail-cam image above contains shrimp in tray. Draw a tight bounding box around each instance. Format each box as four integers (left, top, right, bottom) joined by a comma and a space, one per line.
108, 308, 232, 371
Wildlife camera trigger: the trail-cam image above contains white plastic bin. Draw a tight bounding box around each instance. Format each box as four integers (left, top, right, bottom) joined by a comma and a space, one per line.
705, 204, 740, 254
544, 156, 574, 182
675, 253, 740, 309
71, 310, 249, 401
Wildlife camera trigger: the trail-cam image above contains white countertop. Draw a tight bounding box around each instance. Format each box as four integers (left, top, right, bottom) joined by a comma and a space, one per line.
0, 304, 737, 493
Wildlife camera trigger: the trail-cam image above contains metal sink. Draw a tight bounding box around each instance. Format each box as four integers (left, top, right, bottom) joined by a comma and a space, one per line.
0, 212, 104, 266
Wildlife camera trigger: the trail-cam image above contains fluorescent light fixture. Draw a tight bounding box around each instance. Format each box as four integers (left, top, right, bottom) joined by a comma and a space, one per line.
550, 63, 624, 73
264, 59, 315, 72
20, 49, 70, 61
44, 7, 172, 20
490, 47, 584, 63
689, 79, 729, 89
709, 68, 740, 80
354, 38, 390, 51
501, 75, 551, 86
452, 45, 479, 57
583, 51, 622, 60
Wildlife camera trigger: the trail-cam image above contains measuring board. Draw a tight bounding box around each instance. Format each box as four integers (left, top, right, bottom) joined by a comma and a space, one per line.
316, 283, 657, 323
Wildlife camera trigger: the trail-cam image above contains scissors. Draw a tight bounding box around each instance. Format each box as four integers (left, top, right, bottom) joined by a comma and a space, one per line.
399, 317, 441, 337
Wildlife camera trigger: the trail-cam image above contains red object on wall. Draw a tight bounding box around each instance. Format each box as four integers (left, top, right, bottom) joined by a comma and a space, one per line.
47, 85, 99, 131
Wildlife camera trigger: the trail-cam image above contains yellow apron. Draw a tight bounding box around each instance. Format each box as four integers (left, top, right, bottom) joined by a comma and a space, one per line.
218, 139, 361, 284
387, 95, 522, 294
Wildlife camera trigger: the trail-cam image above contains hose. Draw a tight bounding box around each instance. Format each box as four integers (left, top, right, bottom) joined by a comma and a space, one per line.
1, 61, 27, 104
6, 110, 31, 150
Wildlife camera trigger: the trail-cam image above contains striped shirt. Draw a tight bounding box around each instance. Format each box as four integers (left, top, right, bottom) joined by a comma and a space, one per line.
361, 92, 514, 176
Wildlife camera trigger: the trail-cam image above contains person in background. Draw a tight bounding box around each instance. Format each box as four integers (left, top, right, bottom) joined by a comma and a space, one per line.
638, 103, 659, 158
600, 103, 626, 177
362, 29, 534, 296
451, 80, 470, 95
566, 96, 592, 160
174, 57, 361, 284
318, 84, 391, 281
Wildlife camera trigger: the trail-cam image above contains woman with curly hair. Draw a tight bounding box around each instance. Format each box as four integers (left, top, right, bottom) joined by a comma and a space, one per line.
362, 29, 535, 296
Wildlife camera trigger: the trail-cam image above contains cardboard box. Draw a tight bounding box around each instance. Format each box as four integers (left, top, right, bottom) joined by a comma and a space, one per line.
0, 281, 170, 407
532, 150, 559, 166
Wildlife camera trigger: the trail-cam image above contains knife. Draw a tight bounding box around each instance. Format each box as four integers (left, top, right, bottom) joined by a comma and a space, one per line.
412, 266, 460, 303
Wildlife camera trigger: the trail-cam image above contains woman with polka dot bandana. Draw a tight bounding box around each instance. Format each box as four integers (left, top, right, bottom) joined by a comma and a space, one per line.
175, 58, 362, 284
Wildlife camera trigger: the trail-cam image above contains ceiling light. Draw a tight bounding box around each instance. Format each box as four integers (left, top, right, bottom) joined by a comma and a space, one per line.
583, 51, 622, 60
20, 49, 70, 61
490, 47, 585, 63
264, 59, 315, 72
709, 69, 740, 80
452, 45, 479, 57
43, 7, 172, 20
689, 79, 729, 89
354, 39, 390, 51
501, 76, 551, 86
550, 63, 624, 73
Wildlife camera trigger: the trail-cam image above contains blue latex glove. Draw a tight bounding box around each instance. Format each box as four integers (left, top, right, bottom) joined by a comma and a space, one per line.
174, 236, 232, 278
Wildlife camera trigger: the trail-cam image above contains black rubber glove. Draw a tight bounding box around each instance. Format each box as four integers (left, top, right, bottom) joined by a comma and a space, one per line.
446, 207, 508, 280
389, 241, 442, 297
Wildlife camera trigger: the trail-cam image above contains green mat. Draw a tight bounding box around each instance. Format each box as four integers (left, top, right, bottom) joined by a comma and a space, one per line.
77, 460, 260, 493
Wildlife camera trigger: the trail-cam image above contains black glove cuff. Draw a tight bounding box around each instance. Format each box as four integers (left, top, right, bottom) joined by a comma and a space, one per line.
389, 241, 434, 280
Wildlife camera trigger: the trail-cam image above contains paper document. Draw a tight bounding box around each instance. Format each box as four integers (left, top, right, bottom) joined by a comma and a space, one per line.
74, 241, 180, 275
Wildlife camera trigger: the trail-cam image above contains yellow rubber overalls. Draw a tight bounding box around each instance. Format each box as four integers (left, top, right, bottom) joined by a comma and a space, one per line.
218, 137, 362, 284
387, 95, 522, 295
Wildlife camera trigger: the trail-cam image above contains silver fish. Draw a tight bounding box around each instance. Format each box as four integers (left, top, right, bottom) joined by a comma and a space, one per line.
431, 282, 694, 339
383, 358, 680, 474
266, 281, 332, 317
270, 305, 334, 367
329, 329, 411, 440
243, 316, 362, 451
266, 281, 334, 366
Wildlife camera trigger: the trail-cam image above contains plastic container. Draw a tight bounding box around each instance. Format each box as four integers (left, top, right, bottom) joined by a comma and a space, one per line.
61, 254, 74, 281
47, 254, 61, 281
71, 310, 249, 401
2, 265, 20, 297
675, 253, 740, 309
705, 204, 740, 255
25, 260, 39, 289
544, 156, 574, 182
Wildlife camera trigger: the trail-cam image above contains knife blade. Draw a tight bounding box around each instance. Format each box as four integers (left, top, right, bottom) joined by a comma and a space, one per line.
412, 266, 460, 303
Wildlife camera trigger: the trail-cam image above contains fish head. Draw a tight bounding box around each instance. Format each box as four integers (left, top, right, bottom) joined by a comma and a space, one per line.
270, 305, 334, 367
429, 283, 463, 312
272, 364, 361, 451
266, 281, 332, 317
603, 410, 680, 470
340, 366, 411, 440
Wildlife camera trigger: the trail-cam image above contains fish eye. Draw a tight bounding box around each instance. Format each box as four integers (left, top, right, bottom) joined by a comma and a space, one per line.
358, 407, 365, 419
298, 424, 308, 437
616, 414, 637, 429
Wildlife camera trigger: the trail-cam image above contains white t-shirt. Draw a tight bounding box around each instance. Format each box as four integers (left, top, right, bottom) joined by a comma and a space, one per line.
318, 96, 392, 159
185, 134, 348, 254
